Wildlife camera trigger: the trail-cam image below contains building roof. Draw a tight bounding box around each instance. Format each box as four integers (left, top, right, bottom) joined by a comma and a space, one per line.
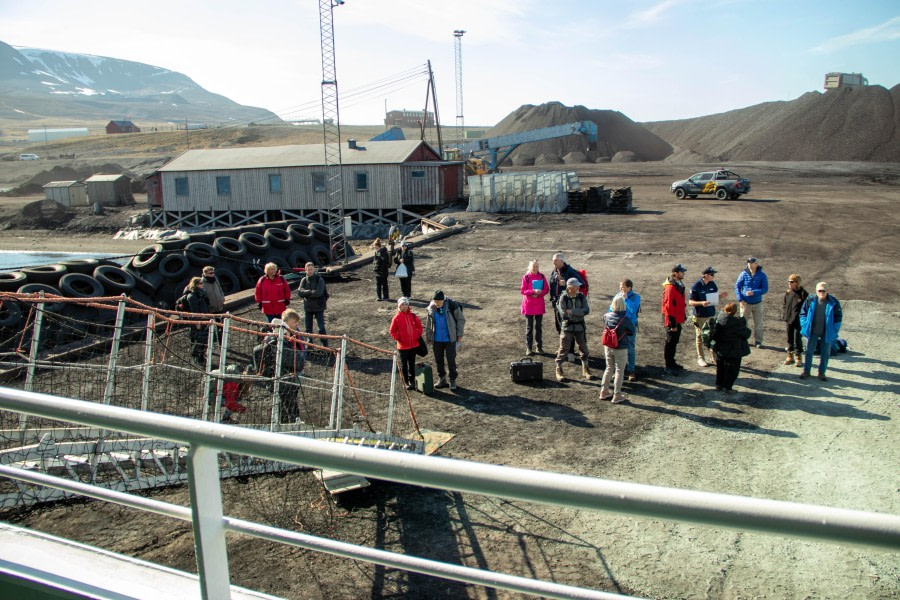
85, 174, 128, 182
158, 140, 436, 172
43, 181, 85, 188
109, 120, 136, 127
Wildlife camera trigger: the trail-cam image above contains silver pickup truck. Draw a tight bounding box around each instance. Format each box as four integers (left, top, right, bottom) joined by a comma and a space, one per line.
671, 169, 750, 200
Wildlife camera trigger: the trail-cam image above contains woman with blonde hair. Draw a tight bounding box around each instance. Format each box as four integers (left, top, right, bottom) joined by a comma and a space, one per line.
599, 295, 635, 404
520, 259, 549, 355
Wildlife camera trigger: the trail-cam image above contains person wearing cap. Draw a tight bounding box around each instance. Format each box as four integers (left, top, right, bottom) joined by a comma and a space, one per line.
689, 266, 727, 367
799, 282, 842, 381
372, 237, 391, 302
661, 264, 688, 375
426, 290, 466, 390
555, 277, 593, 382
610, 279, 641, 381
394, 239, 415, 300
200, 265, 225, 314
548, 253, 584, 336
734, 257, 769, 348
521, 259, 549, 356
390, 297, 423, 390
782, 274, 809, 367
296, 262, 329, 347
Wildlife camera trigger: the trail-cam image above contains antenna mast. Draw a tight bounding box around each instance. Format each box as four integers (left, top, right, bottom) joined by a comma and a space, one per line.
319, 0, 347, 264
453, 30, 466, 148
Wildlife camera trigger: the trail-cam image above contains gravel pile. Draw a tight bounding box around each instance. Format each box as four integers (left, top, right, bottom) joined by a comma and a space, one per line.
644, 84, 900, 162
486, 101, 672, 164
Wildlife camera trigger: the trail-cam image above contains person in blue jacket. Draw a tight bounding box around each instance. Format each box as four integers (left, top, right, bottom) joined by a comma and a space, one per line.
734, 257, 769, 348
611, 279, 641, 381
799, 282, 842, 382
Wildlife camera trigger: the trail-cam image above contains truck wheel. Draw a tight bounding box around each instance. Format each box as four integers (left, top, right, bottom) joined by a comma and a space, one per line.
715, 188, 729, 200
733, 193, 742, 200
674, 188, 686, 199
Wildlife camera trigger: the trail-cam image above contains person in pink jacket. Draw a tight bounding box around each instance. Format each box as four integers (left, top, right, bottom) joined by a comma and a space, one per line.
521, 259, 549, 355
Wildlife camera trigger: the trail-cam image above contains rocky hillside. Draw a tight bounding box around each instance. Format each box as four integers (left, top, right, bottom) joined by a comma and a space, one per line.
644, 84, 900, 162
0, 40, 279, 125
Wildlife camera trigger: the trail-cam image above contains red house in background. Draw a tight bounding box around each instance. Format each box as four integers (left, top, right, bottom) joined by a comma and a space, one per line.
106, 120, 141, 134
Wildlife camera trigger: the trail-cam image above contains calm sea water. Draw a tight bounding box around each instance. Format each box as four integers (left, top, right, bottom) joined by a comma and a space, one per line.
0, 251, 120, 272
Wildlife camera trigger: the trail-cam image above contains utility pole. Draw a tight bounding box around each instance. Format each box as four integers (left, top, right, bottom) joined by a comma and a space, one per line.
43, 124, 48, 154
453, 29, 466, 148
185, 118, 190, 150
319, 0, 348, 264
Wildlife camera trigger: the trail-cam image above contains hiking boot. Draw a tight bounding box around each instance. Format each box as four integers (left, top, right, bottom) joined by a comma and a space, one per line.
555, 365, 566, 382
525, 348, 533, 357
582, 362, 595, 380
817, 373, 828, 382
435, 376, 449, 389
799, 371, 810, 379
697, 357, 709, 368
449, 379, 457, 390
794, 353, 803, 367
406, 382, 416, 390
784, 351, 794, 365
611, 393, 626, 404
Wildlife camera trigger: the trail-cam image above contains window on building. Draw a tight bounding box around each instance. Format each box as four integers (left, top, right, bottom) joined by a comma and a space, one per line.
411, 169, 426, 179
269, 174, 282, 193
356, 172, 368, 191
175, 177, 189, 196
216, 176, 231, 195
312, 172, 326, 192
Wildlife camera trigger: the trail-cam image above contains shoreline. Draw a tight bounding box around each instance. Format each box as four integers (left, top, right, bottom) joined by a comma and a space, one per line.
0, 230, 150, 255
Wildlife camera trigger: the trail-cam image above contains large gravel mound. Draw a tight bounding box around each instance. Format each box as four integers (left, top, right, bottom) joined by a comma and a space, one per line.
486, 102, 673, 164
644, 84, 900, 162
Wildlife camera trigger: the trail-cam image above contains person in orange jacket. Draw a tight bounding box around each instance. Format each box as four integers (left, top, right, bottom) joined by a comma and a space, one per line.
661, 263, 688, 375
254, 262, 291, 322
389, 297, 423, 390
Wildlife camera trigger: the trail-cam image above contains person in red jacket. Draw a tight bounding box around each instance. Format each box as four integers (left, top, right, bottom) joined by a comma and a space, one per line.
254, 262, 291, 322
389, 296, 423, 390
661, 263, 688, 375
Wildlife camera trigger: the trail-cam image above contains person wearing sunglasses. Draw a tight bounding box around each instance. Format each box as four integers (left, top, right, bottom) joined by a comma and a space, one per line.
798, 282, 843, 381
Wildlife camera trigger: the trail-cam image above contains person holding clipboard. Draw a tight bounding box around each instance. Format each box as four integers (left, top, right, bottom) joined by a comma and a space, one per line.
520, 260, 549, 356
689, 266, 728, 367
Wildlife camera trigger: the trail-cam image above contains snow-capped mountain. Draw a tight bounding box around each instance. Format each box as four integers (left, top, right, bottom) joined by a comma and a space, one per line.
0, 40, 279, 124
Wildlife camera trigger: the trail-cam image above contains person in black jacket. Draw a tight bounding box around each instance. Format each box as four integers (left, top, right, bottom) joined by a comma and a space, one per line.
372, 237, 390, 301
184, 276, 211, 362
394, 240, 415, 299
296, 262, 328, 347
782, 274, 808, 367
711, 301, 751, 393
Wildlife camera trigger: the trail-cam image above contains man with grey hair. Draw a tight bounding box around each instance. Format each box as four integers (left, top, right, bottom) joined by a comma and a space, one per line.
555, 277, 593, 382
296, 262, 329, 347
799, 282, 842, 382
549, 252, 584, 361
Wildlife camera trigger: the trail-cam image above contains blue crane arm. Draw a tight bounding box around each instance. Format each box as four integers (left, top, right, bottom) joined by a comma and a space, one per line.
457, 121, 598, 172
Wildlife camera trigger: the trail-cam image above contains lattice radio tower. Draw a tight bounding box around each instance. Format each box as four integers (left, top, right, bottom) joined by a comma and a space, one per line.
319, 0, 348, 264
453, 29, 466, 147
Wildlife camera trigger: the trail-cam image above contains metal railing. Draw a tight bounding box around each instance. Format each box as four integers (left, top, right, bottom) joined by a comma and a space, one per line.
1, 387, 898, 600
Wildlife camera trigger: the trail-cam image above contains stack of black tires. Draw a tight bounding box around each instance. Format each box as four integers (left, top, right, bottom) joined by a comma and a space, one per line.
0, 219, 350, 346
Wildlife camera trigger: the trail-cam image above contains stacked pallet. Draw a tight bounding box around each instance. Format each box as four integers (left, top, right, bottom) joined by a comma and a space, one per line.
608, 187, 633, 212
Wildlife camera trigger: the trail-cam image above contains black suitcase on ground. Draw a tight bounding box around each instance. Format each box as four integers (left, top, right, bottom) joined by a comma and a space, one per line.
510, 357, 543, 383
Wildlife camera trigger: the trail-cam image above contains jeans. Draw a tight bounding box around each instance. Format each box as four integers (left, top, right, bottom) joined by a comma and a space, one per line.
786, 320, 804, 353
625, 330, 636, 372
741, 302, 764, 344
433, 341, 458, 381
804, 333, 831, 374
525, 314, 543, 350
375, 275, 389, 300
664, 323, 681, 368
305, 310, 327, 347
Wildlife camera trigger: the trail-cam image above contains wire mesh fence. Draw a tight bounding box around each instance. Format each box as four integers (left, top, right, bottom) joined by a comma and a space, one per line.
0, 292, 424, 508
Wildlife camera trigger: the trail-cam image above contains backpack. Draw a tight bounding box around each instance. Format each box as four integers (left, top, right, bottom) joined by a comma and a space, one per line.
601, 319, 622, 348
174, 292, 190, 313
577, 269, 589, 297
700, 318, 717, 349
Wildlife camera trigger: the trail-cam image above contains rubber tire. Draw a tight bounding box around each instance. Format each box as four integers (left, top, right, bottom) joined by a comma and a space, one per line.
215, 268, 241, 295
188, 231, 216, 244
674, 188, 686, 199
212, 227, 242, 240
59, 258, 101, 275
59, 273, 105, 298
93, 265, 136, 294
264, 227, 292, 249
237, 262, 264, 290
287, 223, 315, 243
158, 253, 190, 281
127, 269, 158, 297
242, 224, 266, 235
213, 237, 247, 259
0, 271, 27, 292
22, 264, 67, 286
239, 232, 269, 255
17, 283, 65, 313
309, 222, 331, 243
269, 256, 291, 274
309, 244, 332, 267
0, 300, 22, 329
132, 244, 165, 272
158, 237, 189, 250
184, 242, 219, 267
733, 194, 742, 200
288, 250, 312, 270
716, 188, 729, 200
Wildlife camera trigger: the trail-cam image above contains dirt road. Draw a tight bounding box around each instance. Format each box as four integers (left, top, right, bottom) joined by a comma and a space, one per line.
5, 161, 900, 599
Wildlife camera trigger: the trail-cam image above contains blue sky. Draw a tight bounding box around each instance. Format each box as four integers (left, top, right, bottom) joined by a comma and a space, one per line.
2, 0, 898, 126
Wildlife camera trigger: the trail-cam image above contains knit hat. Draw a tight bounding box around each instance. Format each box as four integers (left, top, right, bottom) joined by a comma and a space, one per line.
433, 290, 445, 300
566, 277, 580, 287
397, 297, 410, 307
